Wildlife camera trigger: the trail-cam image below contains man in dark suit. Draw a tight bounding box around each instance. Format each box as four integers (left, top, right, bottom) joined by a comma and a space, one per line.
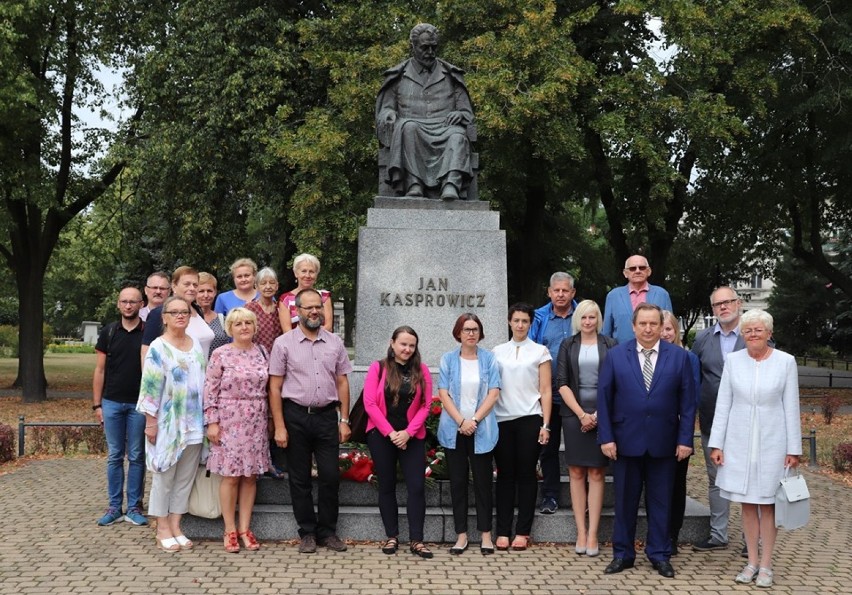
597, 303, 696, 578
691, 286, 746, 551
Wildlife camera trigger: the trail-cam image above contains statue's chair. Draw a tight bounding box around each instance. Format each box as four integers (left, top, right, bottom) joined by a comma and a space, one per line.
377, 124, 480, 200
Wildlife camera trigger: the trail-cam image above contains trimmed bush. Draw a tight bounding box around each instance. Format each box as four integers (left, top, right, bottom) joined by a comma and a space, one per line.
822, 393, 842, 425
833, 442, 852, 473
0, 423, 15, 464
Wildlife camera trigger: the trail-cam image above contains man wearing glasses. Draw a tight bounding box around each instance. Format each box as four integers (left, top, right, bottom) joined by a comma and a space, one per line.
92, 287, 147, 527
691, 286, 745, 552
602, 255, 673, 344
268, 288, 353, 554
140, 272, 171, 321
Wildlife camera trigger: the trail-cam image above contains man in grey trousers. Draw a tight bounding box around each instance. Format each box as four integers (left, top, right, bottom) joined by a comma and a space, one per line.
691, 286, 745, 551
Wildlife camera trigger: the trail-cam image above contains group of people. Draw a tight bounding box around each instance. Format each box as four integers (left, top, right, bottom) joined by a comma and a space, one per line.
92, 253, 802, 587
93, 254, 337, 553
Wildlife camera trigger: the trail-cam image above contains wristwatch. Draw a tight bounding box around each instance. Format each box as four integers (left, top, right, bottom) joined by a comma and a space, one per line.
92, 404, 102, 411
339, 418, 350, 425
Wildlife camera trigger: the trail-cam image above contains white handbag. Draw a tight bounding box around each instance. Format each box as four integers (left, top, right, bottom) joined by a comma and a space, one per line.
188, 465, 222, 519
774, 467, 810, 530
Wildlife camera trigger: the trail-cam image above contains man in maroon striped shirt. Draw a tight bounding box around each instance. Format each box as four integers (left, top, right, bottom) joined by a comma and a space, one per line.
269, 288, 353, 553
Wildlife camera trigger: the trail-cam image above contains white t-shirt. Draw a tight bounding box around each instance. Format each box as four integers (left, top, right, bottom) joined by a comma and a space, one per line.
492, 338, 551, 422
187, 313, 215, 363
459, 358, 480, 418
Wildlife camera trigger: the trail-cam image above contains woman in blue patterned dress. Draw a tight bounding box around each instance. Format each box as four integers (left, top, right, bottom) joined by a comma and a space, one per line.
204, 307, 271, 552
137, 296, 207, 553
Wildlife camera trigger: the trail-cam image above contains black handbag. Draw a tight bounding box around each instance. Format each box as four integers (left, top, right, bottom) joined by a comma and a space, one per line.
348, 391, 369, 443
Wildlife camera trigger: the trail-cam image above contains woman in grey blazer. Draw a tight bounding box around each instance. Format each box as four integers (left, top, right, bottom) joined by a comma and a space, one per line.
556, 300, 616, 557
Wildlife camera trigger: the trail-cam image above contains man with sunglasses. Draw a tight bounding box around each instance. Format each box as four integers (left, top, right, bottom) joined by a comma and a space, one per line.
602, 255, 672, 344
268, 288, 353, 554
691, 286, 746, 552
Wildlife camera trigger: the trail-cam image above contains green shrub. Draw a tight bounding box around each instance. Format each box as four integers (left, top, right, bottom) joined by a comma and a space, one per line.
806, 345, 837, 362
45, 343, 96, 354
0, 423, 15, 463
0, 325, 18, 357
0, 324, 56, 357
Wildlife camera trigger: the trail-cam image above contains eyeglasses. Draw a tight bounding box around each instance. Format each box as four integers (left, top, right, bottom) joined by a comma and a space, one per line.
119, 300, 142, 306
742, 328, 767, 336
146, 285, 170, 292
625, 265, 648, 272
298, 305, 323, 312
164, 310, 190, 317
461, 327, 480, 335
711, 298, 739, 309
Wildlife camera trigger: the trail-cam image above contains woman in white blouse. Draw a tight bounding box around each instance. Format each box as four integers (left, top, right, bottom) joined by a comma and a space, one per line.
492, 302, 551, 551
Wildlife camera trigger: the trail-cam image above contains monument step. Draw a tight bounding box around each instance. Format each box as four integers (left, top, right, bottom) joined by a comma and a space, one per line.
254, 475, 616, 507
182, 497, 709, 544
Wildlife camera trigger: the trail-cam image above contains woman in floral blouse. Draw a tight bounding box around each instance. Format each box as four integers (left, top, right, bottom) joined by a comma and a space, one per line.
137, 296, 206, 553
203, 307, 271, 553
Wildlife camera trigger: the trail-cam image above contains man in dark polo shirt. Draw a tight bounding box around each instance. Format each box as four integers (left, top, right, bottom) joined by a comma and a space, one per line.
268, 288, 353, 553
92, 286, 147, 526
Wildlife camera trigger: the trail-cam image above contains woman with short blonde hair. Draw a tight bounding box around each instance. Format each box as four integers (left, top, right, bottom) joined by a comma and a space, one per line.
204, 306, 271, 553
214, 258, 259, 315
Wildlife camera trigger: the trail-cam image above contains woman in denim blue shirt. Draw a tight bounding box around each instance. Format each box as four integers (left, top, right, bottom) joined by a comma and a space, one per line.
437, 313, 501, 555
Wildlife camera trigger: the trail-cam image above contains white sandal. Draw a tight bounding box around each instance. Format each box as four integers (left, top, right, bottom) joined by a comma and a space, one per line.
735, 564, 758, 583
755, 567, 773, 588
174, 535, 194, 549
157, 536, 180, 553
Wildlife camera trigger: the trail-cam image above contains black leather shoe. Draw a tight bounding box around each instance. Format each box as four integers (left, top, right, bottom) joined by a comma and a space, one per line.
652, 560, 675, 578
449, 541, 468, 555
604, 558, 635, 574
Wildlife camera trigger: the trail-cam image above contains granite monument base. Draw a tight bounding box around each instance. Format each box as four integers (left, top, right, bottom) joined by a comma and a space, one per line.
354, 197, 508, 368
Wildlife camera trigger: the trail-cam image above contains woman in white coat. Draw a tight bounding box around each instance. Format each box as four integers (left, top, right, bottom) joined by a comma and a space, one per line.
708, 309, 801, 589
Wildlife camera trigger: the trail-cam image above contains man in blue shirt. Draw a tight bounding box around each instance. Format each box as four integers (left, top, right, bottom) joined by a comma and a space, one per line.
602, 255, 673, 344
530, 272, 578, 513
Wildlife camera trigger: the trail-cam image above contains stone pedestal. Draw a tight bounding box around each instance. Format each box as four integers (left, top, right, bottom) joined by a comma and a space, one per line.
354, 197, 508, 368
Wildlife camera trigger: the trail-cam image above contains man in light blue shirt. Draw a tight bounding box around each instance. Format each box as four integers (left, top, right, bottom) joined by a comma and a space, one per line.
530, 272, 578, 513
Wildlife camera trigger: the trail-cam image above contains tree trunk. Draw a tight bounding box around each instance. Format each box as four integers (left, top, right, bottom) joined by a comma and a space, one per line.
14, 264, 48, 401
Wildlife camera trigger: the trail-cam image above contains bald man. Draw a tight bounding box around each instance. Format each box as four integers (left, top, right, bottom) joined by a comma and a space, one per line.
602, 255, 673, 344
92, 286, 147, 527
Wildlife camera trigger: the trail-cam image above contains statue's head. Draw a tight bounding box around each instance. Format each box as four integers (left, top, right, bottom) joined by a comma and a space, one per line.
410, 23, 439, 70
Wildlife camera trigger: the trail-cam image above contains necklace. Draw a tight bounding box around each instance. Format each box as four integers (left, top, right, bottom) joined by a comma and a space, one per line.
750, 348, 772, 362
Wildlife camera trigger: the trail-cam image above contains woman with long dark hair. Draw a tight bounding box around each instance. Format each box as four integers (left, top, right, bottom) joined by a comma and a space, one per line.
363, 326, 433, 558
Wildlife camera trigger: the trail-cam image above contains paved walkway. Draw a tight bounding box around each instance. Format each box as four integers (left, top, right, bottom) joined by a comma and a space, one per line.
0, 458, 848, 594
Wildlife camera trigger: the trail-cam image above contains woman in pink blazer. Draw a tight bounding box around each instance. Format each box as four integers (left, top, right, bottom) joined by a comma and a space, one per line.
364, 325, 433, 559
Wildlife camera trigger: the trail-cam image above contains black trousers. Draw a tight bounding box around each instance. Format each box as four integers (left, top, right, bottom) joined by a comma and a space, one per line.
283, 401, 340, 539
367, 429, 427, 541
494, 415, 542, 537
670, 455, 691, 541
538, 397, 562, 501
445, 433, 493, 534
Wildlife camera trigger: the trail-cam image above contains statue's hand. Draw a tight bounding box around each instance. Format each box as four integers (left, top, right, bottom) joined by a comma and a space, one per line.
445, 111, 465, 126
383, 110, 397, 124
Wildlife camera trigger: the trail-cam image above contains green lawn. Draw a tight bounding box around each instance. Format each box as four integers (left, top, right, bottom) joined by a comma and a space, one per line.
0, 353, 96, 392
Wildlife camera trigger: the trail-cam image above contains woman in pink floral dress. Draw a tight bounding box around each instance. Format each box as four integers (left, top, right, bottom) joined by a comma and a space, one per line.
203, 307, 270, 553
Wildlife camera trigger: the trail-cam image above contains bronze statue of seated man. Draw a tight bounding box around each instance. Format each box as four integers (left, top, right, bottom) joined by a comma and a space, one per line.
376, 23, 474, 200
